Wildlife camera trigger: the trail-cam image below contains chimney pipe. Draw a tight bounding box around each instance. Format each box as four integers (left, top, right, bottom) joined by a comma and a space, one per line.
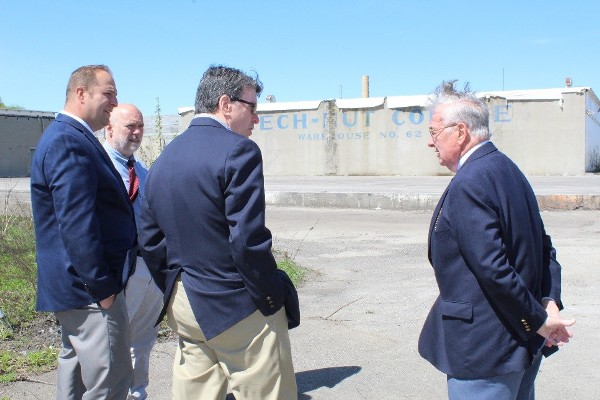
565, 77, 572, 87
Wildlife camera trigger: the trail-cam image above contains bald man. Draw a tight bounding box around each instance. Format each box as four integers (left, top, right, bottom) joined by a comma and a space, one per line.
104, 104, 163, 400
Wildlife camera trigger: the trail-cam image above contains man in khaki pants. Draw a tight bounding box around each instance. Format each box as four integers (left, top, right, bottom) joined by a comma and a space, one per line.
139, 65, 300, 400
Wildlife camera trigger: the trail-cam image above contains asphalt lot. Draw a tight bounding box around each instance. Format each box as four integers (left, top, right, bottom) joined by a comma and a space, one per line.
1, 206, 598, 399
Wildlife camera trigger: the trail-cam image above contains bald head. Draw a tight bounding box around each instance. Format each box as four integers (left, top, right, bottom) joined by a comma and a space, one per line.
105, 104, 144, 157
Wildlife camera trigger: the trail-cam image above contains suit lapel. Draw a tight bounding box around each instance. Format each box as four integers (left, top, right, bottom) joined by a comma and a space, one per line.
428, 181, 451, 262
57, 114, 133, 209
427, 142, 498, 262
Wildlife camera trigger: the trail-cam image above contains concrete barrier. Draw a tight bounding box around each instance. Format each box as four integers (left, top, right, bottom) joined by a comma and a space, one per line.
4, 176, 600, 213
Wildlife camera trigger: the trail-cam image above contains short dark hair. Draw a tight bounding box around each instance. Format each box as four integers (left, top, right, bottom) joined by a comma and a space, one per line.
66, 65, 112, 101
194, 65, 263, 114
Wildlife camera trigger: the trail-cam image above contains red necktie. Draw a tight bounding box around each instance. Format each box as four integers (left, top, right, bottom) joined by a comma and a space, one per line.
127, 159, 139, 203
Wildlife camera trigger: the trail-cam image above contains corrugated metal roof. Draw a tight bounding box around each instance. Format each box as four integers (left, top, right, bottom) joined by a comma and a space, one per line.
335, 97, 385, 109
478, 87, 591, 101
0, 109, 55, 118
258, 100, 323, 112
176, 87, 597, 113
387, 95, 429, 109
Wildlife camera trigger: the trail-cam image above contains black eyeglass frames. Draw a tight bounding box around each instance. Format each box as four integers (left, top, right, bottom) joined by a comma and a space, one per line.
230, 97, 257, 114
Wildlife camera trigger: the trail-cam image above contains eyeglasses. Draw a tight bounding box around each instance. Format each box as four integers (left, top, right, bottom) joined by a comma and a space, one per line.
428, 124, 457, 141
230, 97, 257, 114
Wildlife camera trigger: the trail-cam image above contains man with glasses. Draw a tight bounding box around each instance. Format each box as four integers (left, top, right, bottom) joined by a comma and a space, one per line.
418, 80, 575, 399
139, 65, 299, 400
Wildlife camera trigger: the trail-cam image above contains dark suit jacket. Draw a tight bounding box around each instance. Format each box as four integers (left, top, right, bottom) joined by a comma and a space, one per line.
139, 117, 299, 340
418, 142, 562, 379
30, 113, 137, 312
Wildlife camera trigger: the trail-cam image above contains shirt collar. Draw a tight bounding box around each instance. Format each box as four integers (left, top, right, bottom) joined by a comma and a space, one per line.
458, 140, 489, 170
59, 110, 95, 135
103, 141, 134, 165
195, 113, 230, 130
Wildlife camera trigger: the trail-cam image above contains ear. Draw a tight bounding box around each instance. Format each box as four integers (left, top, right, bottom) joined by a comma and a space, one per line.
217, 94, 231, 114
105, 122, 113, 138
456, 122, 469, 145
75, 86, 86, 103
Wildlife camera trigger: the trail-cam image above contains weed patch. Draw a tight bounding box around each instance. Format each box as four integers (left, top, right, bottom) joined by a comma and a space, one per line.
0, 214, 58, 383
0, 347, 58, 384
277, 257, 306, 286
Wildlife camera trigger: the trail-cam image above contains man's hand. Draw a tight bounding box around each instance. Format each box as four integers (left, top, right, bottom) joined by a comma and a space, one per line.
538, 300, 575, 347
99, 294, 116, 309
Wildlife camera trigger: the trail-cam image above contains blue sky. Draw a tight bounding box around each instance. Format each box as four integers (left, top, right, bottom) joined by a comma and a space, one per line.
1, 1, 599, 117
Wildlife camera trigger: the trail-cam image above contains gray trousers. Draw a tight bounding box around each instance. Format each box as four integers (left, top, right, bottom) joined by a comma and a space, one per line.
54, 291, 132, 400
125, 257, 162, 399
447, 352, 543, 400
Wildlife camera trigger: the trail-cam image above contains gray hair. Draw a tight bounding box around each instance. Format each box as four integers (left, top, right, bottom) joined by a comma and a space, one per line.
427, 80, 491, 140
194, 65, 263, 114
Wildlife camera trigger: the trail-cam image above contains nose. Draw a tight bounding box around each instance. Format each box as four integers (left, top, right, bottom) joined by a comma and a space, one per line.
252, 113, 259, 124
111, 95, 118, 108
427, 135, 435, 148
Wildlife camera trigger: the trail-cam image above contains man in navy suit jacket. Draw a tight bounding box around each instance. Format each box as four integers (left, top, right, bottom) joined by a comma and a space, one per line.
139, 65, 299, 400
30, 65, 136, 399
418, 81, 575, 400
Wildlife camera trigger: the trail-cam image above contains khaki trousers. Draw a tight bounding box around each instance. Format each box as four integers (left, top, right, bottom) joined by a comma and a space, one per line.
167, 279, 297, 400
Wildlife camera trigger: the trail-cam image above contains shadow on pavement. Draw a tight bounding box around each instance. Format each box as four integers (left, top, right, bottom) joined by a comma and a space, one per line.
297, 365, 362, 399
224, 366, 362, 399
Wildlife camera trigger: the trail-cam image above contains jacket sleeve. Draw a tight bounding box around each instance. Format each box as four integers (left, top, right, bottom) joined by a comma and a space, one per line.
223, 139, 286, 316
448, 177, 548, 341
45, 132, 120, 301
138, 194, 167, 292
541, 224, 563, 310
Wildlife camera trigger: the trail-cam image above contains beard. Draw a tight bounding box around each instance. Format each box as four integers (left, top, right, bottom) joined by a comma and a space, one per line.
113, 136, 141, 156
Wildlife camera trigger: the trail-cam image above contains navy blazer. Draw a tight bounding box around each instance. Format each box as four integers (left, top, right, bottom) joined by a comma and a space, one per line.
30, 113, 137, 312
418, 142, 562, 379
139, 117, 299, 340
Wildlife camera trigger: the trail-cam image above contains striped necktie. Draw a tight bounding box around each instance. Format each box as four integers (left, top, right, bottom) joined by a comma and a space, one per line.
127, 159, 139, 203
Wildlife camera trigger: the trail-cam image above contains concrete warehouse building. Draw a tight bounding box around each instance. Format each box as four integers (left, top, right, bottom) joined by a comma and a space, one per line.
180, 85, 600, 176
0, 109, 54, 177
2, 86, 600, 177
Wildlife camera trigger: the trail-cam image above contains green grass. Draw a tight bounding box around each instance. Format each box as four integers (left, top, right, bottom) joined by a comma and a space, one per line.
0, 347, 58, 384
277, 257, 306, 286
0, 214, 58, 384
0, 215, 38, 330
